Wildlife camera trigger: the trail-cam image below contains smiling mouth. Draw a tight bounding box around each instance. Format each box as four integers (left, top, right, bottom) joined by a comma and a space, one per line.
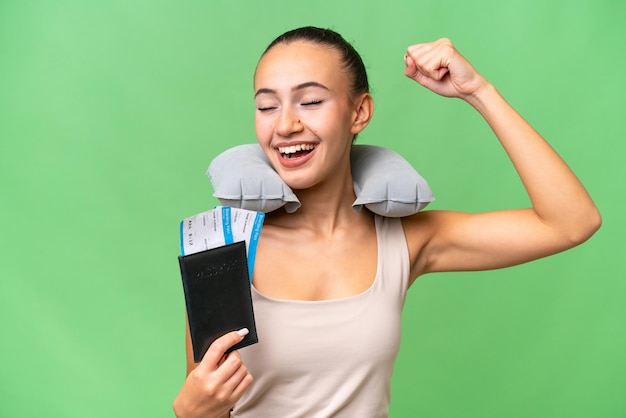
277, 143, 316, 159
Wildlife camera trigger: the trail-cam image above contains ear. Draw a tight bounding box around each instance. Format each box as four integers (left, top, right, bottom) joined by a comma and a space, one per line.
350, 93, 374, 135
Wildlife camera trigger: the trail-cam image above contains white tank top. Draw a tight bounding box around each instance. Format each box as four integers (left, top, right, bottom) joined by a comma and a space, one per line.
233, 215, 410, 417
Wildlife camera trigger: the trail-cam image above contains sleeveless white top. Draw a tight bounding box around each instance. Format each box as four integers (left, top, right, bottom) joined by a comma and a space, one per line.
232, 216, 410, 417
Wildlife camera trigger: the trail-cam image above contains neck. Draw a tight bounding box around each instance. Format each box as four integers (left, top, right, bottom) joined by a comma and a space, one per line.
266, 170, 365, 235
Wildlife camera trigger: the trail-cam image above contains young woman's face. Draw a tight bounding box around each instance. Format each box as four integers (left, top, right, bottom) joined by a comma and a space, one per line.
253, 41, 360, 190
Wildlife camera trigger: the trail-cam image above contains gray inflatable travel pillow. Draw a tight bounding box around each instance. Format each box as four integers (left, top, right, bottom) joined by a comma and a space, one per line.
207, 144, 434, 217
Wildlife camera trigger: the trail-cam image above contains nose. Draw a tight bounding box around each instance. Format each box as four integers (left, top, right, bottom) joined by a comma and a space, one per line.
274, 108, 303, 137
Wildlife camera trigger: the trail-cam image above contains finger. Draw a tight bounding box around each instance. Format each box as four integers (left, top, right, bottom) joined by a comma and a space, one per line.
407, 39, 455, 81
223, 362, 254, 403
403, 53, 418, 78
413, 46, 450, 81
404, 51, 439, 90
405, 52, 438, 82
209, 352, 253, 406
405, 44, 429, 78
197, 328, 249, 372
404, 48, 434, 81
406, 43, 431, 64
230, 368, 254, 400
209, 351, 244, 385
221, 358, 253, 394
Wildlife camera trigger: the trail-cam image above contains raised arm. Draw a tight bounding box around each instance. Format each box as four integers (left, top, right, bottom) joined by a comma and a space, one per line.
401, 39, 601, 281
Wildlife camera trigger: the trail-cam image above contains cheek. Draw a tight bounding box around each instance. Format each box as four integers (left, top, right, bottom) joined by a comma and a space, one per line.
254, 116, 272, 142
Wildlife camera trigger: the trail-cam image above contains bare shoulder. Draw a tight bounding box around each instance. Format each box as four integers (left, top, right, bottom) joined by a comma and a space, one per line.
400, 210, 458, 282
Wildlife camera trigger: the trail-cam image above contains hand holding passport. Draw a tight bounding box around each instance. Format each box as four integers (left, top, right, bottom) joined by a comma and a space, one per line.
178, 207, 265, 362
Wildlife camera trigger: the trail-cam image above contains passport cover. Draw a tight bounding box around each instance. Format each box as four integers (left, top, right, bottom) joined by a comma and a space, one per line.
178, 241, 258, 362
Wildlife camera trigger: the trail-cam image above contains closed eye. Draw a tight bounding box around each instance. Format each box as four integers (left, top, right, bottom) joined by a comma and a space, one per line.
302, 100, 322, 106
257, 106, 277, 112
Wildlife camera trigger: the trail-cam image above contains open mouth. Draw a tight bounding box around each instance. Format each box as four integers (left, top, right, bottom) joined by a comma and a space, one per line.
277, 144, 316, 159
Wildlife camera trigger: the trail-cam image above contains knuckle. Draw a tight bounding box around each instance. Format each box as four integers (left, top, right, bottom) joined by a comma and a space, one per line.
203, 381, 219, 397
237, 366, 249, 378
213, 390, 229, 404
211, 339, 231, 354
228, 355, 243, 369
209, 342, 224, 355
188, 369, 204, 383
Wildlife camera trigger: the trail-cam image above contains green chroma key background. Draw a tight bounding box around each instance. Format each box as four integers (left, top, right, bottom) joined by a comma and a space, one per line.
1, 1, 624, 416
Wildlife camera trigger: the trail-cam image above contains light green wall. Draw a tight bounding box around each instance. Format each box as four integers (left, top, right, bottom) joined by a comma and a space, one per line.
1, 1, 624, 417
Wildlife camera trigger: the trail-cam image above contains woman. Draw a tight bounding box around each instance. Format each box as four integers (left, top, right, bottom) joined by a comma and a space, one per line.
173, 27, 600, 417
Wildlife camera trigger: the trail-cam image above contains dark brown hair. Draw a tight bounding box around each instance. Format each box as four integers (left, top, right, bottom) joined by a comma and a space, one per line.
262, 26, 369, 98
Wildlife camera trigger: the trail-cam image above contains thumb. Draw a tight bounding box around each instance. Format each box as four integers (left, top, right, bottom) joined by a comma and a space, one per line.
434, 66, 449, 81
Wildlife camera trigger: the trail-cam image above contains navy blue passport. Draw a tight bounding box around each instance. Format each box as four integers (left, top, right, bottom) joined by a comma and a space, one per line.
178, 241, 258, 362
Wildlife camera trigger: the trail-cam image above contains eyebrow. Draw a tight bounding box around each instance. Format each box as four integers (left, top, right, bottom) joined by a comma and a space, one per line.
254, 81, 329, 98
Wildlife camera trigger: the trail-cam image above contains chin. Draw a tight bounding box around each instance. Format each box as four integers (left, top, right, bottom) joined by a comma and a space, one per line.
280, 175, 318, 191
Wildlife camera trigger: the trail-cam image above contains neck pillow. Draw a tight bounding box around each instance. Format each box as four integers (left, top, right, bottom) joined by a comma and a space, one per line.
207, 144, 434, 217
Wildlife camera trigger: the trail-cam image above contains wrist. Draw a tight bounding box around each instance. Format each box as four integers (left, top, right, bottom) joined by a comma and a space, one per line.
463, 82, 500, 114
172, 396, 189, 418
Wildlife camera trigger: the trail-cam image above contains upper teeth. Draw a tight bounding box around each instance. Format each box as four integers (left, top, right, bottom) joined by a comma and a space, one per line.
278, 144, 315, 154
